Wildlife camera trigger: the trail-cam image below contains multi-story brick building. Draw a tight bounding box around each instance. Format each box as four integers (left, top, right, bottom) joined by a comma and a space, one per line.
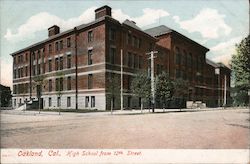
11, 5, 231, 110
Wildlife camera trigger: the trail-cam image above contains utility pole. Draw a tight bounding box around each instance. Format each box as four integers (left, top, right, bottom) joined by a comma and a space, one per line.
223, 75, 227, 107
120, 49, 123, 110
147, 51, 158, 113
74, 27, 78, 110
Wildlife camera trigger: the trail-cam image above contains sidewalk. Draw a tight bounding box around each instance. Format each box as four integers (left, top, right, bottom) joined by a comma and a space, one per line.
1, 107, 245, 117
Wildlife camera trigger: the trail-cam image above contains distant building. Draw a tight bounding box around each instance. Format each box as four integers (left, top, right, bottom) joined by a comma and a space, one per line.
10, 5, 231, 110
0, 84, 12, 107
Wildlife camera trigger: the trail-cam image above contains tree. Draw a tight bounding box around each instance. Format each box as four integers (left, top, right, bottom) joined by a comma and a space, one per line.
0, 84, 12, 107
55, 72, 64, 115
173, 78, 189, 110
131, 71, 151, 113
231, 35, 250, 106
32, 74, 47, 114
107, 74, 120, 114
156, 72, 174, 112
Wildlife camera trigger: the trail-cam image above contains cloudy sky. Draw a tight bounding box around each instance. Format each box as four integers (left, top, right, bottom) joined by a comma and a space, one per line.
0, 0, 249, 88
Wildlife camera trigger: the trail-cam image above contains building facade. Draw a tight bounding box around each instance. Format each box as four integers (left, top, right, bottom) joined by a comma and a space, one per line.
11, 5, 231, 110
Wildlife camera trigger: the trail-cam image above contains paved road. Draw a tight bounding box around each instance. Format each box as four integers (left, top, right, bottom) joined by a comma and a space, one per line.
1, 108, 249, 148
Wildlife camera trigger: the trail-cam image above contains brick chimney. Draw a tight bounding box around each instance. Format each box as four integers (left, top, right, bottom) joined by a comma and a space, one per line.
95, 5, 111, 19
48, 25, 60, 37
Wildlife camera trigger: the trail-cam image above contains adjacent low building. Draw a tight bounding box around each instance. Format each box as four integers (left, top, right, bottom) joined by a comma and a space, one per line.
11, 5, 231, 110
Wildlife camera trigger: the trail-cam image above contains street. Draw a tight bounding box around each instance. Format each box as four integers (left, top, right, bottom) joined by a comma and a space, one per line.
1, 108, 249, 148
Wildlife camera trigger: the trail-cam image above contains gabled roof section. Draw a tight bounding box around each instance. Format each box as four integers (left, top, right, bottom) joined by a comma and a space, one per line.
144, 25, 173, 37
11, 16, 111, 56
206, 59, 220, 68
122, 19, 141, 31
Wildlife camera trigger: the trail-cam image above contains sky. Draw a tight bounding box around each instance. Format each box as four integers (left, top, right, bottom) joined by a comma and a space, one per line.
0, 0, 249, 88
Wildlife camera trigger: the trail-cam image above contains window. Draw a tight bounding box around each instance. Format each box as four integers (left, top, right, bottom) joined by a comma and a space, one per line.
55, 58, 59, 70
133, 36, 136, 47
138, 38, 142, 48
49, 44, 52, 53
67, 37, 71, 47
110, 48, 115, 64
32, 65, 36, 76
14, 99, 16, 107
175, 47, 181, 65
123, 53, 127, 66
13, 85, 17, 94
59, 57, 63, 70
49, 79, 52, 92
38, 50, 41, 59
85, 96, 89, 107
67, 55, 71, 68
25, 66, 28, 76
32, 53, 35, 61
88, 50, 92, 65
49, 60, 52, 72
60, 40, 63, 50
20, 55, 23, 63
127, 33, 132, 45
21, 68, 24, 77
88, 31, 93, 42
14, 70, 16, 79
128, 76, 131, 90
109, 28, 116, 40
43, 62, 46, 73
134, 54, 138, 68
88, 74, 93, 89
131, 53, 134, 68
25, 53, 28, 62
91, 96, 95, 108
67, 76, 71, 90
49, 97, 52, 107
57, 97, 61, 107
139, 56, 143, 69
128, 52, 132, 67
55, 42, 59, 51
67, 97, 71, 107
60, 77, 63, 91
37, 64, 40, 75
56, 78, 59, 91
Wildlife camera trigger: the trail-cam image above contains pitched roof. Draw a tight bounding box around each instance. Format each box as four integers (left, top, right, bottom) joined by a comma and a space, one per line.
206, 59, 220, 68
122, 19, 141, 31
144, 25, 173, 37
11, 16, 116, 56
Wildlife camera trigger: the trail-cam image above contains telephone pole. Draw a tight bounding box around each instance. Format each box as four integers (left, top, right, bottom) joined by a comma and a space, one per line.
147, 51, 158, 112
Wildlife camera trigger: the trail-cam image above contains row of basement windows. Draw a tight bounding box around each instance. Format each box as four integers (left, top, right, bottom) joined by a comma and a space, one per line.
48, 96, 95, 108
13, 96, 96, 108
